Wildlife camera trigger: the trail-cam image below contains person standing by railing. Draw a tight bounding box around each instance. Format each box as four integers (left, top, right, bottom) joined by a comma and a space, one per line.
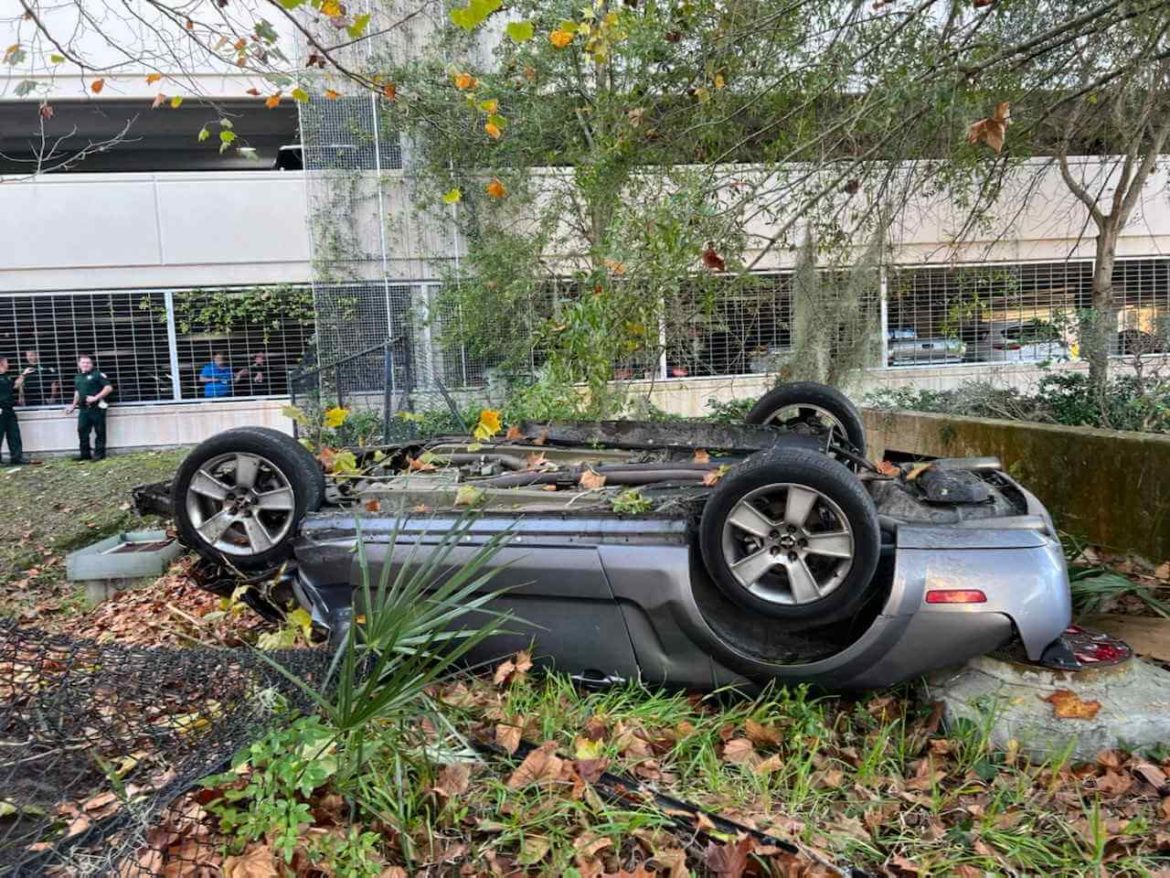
65, 355, 113, 462
18, 350, 59, 407
199, 352, 234, 398
0, 357, 27, 465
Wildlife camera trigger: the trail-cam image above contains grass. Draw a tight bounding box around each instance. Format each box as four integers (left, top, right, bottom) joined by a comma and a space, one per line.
187, 666, 1169, 875
0, 450, 182, 619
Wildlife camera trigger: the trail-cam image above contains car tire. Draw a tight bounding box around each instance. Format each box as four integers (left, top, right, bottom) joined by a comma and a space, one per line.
227, 426, 326, 509
699, 446, 880, 627
174, 427, 323, 570
745, 382, 866, 455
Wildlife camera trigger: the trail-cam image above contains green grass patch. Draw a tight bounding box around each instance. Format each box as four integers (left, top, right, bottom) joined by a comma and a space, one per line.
0, 450, 182, 618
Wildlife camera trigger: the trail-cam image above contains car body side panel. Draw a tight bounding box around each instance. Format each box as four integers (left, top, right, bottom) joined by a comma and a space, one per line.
294, 517, 644, 680
289, 508, 1071, 690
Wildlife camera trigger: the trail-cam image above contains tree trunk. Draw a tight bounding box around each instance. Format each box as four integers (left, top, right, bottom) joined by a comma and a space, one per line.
1085, 224, 1118, 397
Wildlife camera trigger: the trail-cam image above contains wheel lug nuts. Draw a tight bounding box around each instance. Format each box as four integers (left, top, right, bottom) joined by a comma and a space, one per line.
787, 551, 798, 561
770, 547, 780, 556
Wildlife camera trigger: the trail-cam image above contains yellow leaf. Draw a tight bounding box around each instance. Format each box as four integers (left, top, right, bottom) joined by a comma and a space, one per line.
714, 72, 725, 89
575, 736, 605, 759
454, 72, 478, 90
473, 408, 502, 441
290, 87, 310, 102
320, 0, 343, 16
454, 484, 485, 507
906, 462, 933, 481
484, 121, 502, 139
579, 469, 606, 490
323, 406, 349, 428
287, 607, 313, 639
169, 95, 183, 108
1043, 688, 1101, 719
549, 29, 574, 48
280, 403, 310, 426
323, 88, 341, 100
479, 98, 499, 114
265, 92, 282, 108
145, 72, 162, 85
485, 177, 507, 199
442, 187, 462, 204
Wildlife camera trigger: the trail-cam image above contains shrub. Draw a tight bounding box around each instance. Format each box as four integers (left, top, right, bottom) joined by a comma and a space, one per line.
866, 373, 1170, 434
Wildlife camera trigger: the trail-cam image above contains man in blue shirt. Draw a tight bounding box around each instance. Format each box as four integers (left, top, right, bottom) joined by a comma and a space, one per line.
199, 352, 234, 398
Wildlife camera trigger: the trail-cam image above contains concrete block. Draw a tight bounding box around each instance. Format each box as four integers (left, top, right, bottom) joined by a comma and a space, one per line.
927, 654, 1170, 762
66, 530, 183, 583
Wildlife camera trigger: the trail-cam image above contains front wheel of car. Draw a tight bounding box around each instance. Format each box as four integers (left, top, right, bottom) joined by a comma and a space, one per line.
174, 427, 323, 569
745, 382, 866, 455
699, 446, 880, 627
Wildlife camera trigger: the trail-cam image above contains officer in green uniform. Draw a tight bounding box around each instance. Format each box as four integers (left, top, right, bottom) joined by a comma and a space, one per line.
65, 355, 113, 461
0, 356, 26, 465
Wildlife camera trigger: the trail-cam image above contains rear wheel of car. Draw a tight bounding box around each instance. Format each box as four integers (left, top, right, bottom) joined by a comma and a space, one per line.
699, 446, 880, 627
745, 382, 866, 455
174, 428, 323, 569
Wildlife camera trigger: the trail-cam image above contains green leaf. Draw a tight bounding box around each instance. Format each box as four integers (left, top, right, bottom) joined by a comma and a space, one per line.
442, 187, 463, 204
169, 95, 183, 109
449, 0, 501, 30
277, 0, 305, 8
49, 53, 65, 64
291, 87, 310, 102
218, 129, 238, 154
486, 113, 506, 129
197, 126, 210, 142
347, 12, 371, 38
449, 6, 477, 29
219, 117, 234, 130
254, 19, 279, 42
505, 20, 535, 42
14, 80, 37, 97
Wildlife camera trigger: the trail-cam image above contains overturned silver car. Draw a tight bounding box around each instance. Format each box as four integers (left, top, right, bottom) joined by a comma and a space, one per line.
146, 382, 1073, 690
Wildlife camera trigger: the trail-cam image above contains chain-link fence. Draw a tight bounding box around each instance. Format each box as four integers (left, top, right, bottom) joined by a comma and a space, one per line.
0, 621, 329, 876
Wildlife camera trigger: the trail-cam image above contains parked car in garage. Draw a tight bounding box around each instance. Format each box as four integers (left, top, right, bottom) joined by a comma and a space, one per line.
886, 327, 964, 367
137, 382, 1075, 691
965, 320, 1071, 362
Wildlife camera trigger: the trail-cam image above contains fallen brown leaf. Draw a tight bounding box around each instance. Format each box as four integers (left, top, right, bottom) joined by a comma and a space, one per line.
703, 834, 754, 877
493, 649, 533, 686
722, 737, 760, 768
507, 741, 564, 789
744, 718, 783, 748
431, 761, 471, 799
1043, 688, 1102, 720
223, 844, 279, 878
580, 468, 607, 490
495, 722, 522, 755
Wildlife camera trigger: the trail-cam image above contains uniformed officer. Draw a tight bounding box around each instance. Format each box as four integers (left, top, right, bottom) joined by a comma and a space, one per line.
18, 350, 59, 407
64, 355, 113, 461
0, 356, 27, 465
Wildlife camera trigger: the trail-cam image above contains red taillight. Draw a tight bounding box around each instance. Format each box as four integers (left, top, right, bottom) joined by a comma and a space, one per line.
925, 589, 987, 604
993, 342, 1021, 351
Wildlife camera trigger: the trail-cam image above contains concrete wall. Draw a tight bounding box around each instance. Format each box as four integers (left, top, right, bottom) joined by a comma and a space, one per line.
0, 171, 312, 292
861, 408, 1170, 562
14, 398, 293, 456
621, 356, 1170, 418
